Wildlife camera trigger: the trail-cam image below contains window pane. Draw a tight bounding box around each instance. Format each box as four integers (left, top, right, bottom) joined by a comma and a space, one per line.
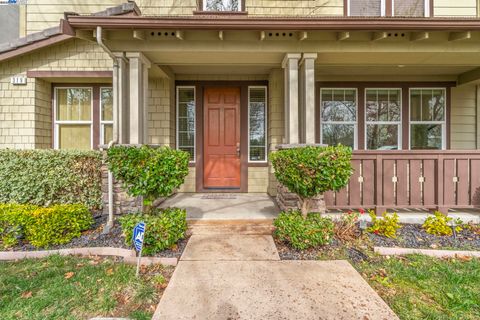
321, 89, 356, 122
59, 125, 91, 150
394, 0, 424, 16
350, 0, 381, 16
177, 87, 195, 161
101, 88, 113, 121
366, 89, 401, 122
249, 88, 266, 161
322, 124, 355, 149
410, 89, 445, 122
367, 124, 399, 150
56, 88, 91, 121
411, 124, 443, 150
103, 124, 113, 144
205, 0, 239, 11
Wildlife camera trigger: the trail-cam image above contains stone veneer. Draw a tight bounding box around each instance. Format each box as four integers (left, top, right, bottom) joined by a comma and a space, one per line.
275, 184, 326, 214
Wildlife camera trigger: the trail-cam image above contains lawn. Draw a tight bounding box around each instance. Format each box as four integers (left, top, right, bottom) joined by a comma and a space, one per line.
0, 255, 173, 320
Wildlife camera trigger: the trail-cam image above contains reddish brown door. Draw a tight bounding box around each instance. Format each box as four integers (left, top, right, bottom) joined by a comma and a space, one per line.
204, 87, 241, 188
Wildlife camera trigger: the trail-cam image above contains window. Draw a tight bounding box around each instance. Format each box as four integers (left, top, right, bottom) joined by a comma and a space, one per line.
100, 87, 113, 144
348, 0, 384, 16
248, 87, 267, 162
320, 89, 357, 149
365, 89, 401, 150
54, 87, 93, 150
410, 89, 446, 150
393, 0, 429, 17
176, 86, 196, 161
203, 0, 240, 11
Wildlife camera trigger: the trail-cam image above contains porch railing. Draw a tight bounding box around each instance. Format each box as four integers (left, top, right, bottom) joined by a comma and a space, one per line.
324, 150, 480, 214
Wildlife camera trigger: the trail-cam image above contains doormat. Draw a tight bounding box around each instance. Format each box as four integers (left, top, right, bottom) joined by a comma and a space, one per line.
200, 194, 237, 200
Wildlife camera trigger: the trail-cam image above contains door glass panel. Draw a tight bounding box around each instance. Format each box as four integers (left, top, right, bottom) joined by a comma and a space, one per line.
249, 87, 267, 161
177, 87, 196, 161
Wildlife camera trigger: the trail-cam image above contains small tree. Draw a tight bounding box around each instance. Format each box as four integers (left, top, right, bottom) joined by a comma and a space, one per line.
271, 145, 353, 218
106, 145, 190, 212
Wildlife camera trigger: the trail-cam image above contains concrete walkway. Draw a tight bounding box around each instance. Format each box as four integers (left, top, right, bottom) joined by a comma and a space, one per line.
153, 234, 398, 320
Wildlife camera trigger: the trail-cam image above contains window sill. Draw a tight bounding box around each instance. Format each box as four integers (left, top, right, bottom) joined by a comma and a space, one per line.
248, 162, 269, 167
193, 11, 248, 16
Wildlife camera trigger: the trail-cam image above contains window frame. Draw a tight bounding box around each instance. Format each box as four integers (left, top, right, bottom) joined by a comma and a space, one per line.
176, 85, 196, 163
346, 0, 431, 17
100, 86, 114, 145
199, 0, 245, 12
319, 88, 359, 150
364, 88, 403, 150
53, 86, 94, 150
247, 85, 268, 164
408, 87, 447, 150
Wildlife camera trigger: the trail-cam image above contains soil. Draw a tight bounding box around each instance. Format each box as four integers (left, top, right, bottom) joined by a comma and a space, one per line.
5, 215, 190, 259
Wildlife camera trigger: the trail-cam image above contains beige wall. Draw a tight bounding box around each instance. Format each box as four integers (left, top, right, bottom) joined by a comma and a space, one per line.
148, 77, 175, 146
434, 0, 477, 17
178, 167, 196, 192
450, 84, 477, 149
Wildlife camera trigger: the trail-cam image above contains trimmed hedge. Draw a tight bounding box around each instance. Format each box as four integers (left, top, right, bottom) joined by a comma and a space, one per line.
0, 149, 103, 210
0, 203, 94, 248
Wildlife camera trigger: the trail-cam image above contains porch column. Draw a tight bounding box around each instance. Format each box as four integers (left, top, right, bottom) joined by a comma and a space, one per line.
126, 52, 151, 144
299, 53, 317, 144
113, 53, 129, 144
282, 53, 302, 144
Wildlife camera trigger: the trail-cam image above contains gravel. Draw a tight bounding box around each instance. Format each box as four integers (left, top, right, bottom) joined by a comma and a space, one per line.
6, 215, 190, 259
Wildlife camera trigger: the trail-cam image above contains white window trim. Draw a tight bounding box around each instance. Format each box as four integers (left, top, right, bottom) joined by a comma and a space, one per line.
176, 86, 196, 163
53, 86, 94, 150
364, 88, 402, 150
408, 88, 447, 150
392, 0, 430, 17
100, 87, 114, 145
347, 0, 386, 16
319, 88, 358, 150
203, 0, 241, 11
248, 86, 268, 163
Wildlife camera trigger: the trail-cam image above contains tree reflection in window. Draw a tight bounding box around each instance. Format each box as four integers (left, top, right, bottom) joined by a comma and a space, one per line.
205, 0, 239, 11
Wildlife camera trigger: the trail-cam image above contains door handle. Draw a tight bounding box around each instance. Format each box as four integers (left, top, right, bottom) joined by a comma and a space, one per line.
236, 143, 240, 157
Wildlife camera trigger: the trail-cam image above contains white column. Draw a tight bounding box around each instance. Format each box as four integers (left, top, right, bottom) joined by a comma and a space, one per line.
113, 53, 129, 144
126, 52, 151, 145
282, 53, 301, 144
300, 53, 317, 144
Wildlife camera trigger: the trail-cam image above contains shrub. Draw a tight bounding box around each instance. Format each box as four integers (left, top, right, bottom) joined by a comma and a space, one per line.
422, 211, 463, 236
0, 149, 102, 210
119, 207, 187, 255
0, 203, 93, 248
334, 209, 365, 242
271, 145, 353, 217
107, 146, 190, 208
367, 211, 401, 238
274, 210, 334, 250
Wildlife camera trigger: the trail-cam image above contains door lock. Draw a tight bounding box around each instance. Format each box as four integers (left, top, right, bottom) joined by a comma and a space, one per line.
236, 143, 240, 157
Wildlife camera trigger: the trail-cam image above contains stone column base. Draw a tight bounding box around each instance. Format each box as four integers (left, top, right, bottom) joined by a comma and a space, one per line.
275, 184, 326, 214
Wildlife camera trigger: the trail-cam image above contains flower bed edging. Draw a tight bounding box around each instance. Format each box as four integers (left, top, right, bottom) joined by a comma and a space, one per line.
0, 247, 178, 266
374, 246, 480, 258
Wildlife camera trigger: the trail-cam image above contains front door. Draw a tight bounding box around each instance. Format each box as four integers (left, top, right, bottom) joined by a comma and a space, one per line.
203, 87, 241, 189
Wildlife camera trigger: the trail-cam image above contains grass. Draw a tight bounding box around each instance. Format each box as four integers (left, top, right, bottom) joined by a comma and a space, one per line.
0, 255, 173, 320
316, 237, 480, 320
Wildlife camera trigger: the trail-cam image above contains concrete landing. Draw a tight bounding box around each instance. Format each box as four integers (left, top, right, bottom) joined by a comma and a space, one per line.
153, 260, 398, 320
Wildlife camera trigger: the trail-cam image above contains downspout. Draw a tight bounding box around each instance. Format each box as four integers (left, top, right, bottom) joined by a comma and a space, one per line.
96, 26, 126, 233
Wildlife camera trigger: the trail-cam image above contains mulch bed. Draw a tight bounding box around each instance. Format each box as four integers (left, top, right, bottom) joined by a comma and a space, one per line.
5, 215, 190, 259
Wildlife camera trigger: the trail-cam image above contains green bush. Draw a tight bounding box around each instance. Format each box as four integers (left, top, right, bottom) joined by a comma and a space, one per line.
107, 146, 190, 207
0, 203, 94, 248
367, 211, 401, 238
119, 207, 187, 255
422, 211, 463, 236
274, 210, 334, 250
271, 145, 353, 217
0, 149, 102, 210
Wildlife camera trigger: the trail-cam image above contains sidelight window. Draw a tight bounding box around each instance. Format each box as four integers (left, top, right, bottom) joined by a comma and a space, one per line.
248, 86, 267, 162
176, 86, 196, 161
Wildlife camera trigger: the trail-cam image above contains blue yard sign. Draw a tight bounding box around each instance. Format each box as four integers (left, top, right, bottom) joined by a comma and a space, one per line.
133, 221, 146, 252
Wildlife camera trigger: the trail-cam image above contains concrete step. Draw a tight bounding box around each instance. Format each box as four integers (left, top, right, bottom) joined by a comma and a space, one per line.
187, 219, 275, 235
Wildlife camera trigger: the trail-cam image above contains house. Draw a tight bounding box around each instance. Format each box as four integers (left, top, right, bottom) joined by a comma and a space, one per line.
1, 0, 480, 214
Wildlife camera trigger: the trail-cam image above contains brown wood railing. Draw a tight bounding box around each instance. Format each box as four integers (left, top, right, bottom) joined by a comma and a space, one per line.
325, 151, 480, 214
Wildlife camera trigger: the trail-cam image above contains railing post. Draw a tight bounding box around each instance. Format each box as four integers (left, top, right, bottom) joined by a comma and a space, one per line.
375, 154, 386, 215
436, 153, 448, 214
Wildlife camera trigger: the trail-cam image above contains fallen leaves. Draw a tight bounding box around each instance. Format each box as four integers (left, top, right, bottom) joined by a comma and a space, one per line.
64, 272, 75, 279
21, 291, 32, 299
106, 268, 114, 276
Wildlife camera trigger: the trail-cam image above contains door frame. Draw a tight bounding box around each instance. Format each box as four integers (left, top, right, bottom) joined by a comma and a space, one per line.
176, 80, 268, 193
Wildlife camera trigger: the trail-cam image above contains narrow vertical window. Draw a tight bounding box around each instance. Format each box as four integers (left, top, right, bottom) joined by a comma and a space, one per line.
349, 0, 384, 16
176, 87, 196, 161
410, 89, 446, 150
100, 87, 113, 144
366, 89, 401, 150
320, 89, 357, 149
55, 87, 92, 150
248, 87, 267, 162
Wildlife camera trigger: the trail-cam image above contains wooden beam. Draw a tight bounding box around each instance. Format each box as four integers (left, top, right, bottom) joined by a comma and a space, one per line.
133, 30, 146, 40
337, 31, 350, 41
299, 31, 308, 41
75, 29, 95, 42
449, 31, 471, 41
372, 32, 388, 41
458, 67, 480, 86
218, 30, 224, 40
410, 32, 429, 41
259, 31, 266, 41
175, 30, 184, 40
